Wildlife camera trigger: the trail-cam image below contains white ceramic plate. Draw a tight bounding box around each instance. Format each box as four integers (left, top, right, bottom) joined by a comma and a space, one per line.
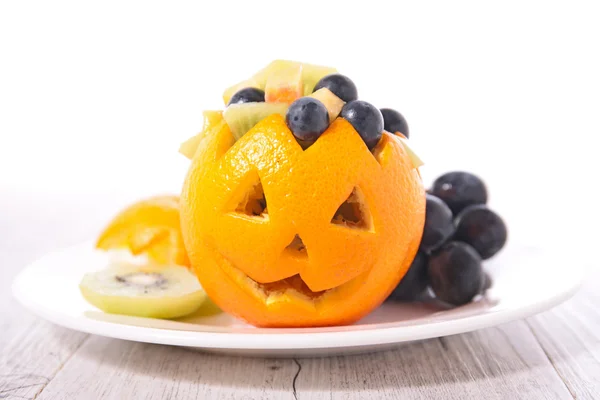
12, 241, 583, 357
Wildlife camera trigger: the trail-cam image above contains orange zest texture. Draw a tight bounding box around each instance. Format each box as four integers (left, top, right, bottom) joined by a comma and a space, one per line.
180, 114, 425, 327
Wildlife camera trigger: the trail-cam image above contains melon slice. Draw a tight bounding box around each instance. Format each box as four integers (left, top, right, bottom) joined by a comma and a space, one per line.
309, 88, 345, 122
265, 64, 303, 105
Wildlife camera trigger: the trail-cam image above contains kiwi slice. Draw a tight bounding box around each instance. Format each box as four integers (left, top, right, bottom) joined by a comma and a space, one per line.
223, 102, 288, 141
309, 88, 345, 122
80, 264, 207, 319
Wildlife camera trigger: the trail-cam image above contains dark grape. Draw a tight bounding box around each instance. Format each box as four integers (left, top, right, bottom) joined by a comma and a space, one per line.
388, 252, 429, 301
454, 205, 507, 259
428, 241, 484, 306
430, 171, 487, 215
421, 194, 454, 252
380, 108, 409, 138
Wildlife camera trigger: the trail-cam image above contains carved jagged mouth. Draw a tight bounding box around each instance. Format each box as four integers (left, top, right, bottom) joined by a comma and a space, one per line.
256, 274, 326, 300
216, 252, 368, 307
217, 233, 366, 304
217, 256, 328, 303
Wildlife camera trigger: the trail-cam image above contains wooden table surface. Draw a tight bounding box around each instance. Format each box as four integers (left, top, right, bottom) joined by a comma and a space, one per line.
1, 191, 599, 400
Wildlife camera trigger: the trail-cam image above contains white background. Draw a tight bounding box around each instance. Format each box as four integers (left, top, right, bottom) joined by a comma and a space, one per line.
1, 1, 599, 252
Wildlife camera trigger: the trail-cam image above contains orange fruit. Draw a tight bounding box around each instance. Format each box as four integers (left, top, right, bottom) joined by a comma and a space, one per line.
180, 115, 425, 327
96, 195, 190, 267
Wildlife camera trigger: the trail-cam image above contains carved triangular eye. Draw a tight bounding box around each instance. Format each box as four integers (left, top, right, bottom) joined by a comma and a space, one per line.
331, 187, 373, 231
229, 171, 268, 218
284, 234, 308, 259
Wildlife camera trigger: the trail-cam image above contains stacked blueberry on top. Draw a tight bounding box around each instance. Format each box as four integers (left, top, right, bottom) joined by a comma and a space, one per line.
389, 171, 507, 306
223, 60, 410, 151
287, 74, 396, 150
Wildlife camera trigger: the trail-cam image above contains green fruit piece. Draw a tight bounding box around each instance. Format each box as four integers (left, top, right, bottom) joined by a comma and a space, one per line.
80, 264, 207, 319
224, 102, 288, 140
253, 60, 337, 96
252, 60, 299, 88
301, 63, 338, 96
179, 111, 224, 160
394, 134, 424, 169
223, 61, 337, 105
309, 88, 345, 122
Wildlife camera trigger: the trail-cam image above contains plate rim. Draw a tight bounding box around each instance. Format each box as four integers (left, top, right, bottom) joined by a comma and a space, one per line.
12, 242, 585, 351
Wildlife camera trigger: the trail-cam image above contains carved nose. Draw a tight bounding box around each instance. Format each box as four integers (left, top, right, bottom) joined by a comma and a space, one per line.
284, 235, 308, 259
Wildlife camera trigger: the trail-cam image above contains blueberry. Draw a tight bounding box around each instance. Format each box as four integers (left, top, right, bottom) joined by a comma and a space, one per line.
421, 194, 454, 253
380, 108, 409, 138
430, 171, 488, 215
428, 241, 484, 306
340, 100, 383, 150
286, 97, 329, 148
313, 74, 358, 102
388, 252, 429, 301
454, 205, 507, 260
228, 88, 265, 105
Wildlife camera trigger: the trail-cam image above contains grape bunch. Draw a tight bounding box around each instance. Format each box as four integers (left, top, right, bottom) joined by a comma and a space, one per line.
388, 171, 507, 306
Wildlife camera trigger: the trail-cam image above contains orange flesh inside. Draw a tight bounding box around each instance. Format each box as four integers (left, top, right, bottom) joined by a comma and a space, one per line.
234, 180, 268, 217
243, 273, 326, 300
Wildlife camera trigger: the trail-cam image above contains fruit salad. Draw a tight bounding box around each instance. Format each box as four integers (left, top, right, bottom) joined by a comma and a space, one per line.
179, 60, 424, 327
82, 60, 507, 327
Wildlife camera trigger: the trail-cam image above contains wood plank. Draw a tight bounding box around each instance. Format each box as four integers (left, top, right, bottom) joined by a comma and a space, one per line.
0, 192, 92, 400
526, 270, 600, 400
296, 321, 572, 399
36, 337, 299, 400
34, 320, 572, 400
0, 319, 88, 400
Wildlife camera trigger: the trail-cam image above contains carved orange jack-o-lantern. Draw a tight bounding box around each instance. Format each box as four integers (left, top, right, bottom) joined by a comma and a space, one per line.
180, 114, 425, 327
